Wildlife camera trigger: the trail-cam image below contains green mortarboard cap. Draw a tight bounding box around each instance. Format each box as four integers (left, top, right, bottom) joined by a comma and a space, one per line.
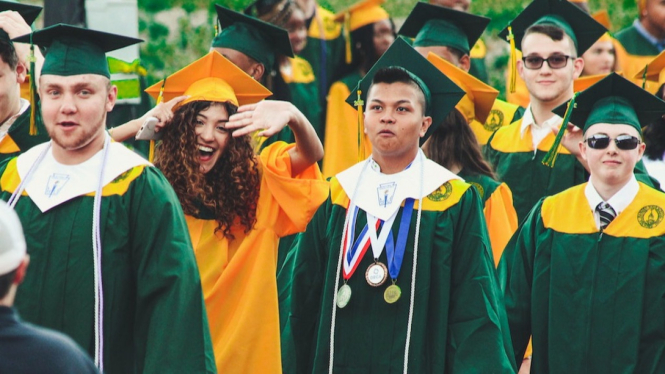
212, 5, 293, 69
346, 36, 465, 144
13, 24, 142, 78
399, 3, 489, 56
552, 73, 665, 135
498, 0, 606, 55
0, 1, 40, 41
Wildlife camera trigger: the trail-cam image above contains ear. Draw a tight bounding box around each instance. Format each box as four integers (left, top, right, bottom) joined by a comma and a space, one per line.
420, 116, 433, 137
637, 141, 646, 159
516, 58, 525, 80
459, 54, 471, 72
15, 63, 27, 84
579, 138, 588, 162
106, 84, 118, 112
251, 63, 265, 81
14, 255, 30, 285
572, 57, 584, 79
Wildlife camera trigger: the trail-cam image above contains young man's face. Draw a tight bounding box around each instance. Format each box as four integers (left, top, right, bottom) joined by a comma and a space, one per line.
643, 0, 665, 38
518, 32, 583, 105
39, 74, 115, 158
364, 81, 432, 160
213, 47, 264, 81
580, 123, 645, 188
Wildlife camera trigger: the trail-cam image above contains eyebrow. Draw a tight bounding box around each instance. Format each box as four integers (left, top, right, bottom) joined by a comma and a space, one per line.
369, 99, 413, 105
197, 113, 229, 123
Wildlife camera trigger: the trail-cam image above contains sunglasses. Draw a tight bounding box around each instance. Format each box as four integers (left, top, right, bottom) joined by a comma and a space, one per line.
584, 134, 641, 150
522, 54, 572, 69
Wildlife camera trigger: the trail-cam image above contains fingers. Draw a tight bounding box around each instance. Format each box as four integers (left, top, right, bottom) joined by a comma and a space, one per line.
165, 95, 188, 109
236, 103, 258, 113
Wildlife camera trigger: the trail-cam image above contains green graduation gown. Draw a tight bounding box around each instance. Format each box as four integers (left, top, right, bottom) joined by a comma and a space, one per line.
281, 174, 515, 373
485, 119, 656, 222
0, 146, 216, 374
499, 182, 665, 373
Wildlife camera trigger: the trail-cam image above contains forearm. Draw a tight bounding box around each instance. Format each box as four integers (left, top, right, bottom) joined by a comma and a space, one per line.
287, 103, 324, 176
109, 118, 141, 142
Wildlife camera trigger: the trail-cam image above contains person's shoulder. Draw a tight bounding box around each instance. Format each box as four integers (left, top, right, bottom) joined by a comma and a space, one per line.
486, 118, 525, 151
614, 24, 638, 43
15, 322, 98, 373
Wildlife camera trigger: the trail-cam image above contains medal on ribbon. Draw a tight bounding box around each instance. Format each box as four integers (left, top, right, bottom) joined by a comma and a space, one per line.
383, 198, 415, 304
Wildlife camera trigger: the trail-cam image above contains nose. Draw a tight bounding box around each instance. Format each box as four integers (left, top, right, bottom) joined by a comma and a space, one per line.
606, 138, 619, 154
198, 124, 214, 142
60, 93, 77, 115
380, 111, 395, 124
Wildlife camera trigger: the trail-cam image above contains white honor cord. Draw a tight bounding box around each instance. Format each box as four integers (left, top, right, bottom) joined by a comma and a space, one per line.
93, 135, 111, 371
329, 159, 371, 374
7, 137, 110, 371
403, 151, 425, 374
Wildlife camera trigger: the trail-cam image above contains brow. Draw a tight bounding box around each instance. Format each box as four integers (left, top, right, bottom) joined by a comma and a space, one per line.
369, 99, 413, 105
197, 113, 228, 123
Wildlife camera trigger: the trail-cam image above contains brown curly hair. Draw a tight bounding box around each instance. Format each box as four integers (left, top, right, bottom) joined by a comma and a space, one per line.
155, 100, 260, 239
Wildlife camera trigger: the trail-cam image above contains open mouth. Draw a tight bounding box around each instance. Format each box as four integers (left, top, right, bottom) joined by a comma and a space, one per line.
198, 145, 215, 161
59, 121, 78, 128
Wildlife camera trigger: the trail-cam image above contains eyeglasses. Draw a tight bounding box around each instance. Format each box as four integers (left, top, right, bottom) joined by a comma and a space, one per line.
522, 54, 573, 69
584, 134, 641, 150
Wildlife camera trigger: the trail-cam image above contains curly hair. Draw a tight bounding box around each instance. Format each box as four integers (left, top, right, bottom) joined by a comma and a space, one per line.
155, 101, 260, 239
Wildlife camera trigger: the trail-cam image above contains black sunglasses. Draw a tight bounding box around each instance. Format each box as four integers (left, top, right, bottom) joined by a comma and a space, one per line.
522, 54, 573, 69
584, 134, 641, 150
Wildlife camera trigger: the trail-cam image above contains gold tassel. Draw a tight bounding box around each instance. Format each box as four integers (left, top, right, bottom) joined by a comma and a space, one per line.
353, 84, 364, 161
28, 34, 37, 136
542, 93, 578, 168
507, 26, 517, 94
642, 63, 648, 90
344, 12, 352, 65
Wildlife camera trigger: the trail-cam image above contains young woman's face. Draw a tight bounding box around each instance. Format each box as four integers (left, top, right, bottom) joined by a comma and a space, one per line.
372, 19, 394, 59
286, 7, 308, 55
194, 104, 231, 174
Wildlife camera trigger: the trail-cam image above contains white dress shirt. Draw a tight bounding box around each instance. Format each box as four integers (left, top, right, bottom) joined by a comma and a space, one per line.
520, 104, 562, 154
0, 98, 30, 143
584, 176, 639, 229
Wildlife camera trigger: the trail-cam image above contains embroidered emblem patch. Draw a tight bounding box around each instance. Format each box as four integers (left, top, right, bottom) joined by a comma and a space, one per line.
637, 205, 664, 229
484, 109, 504, 132
469, 182, 484, 199
427, 181, 452, 202
45, 173, 70, 197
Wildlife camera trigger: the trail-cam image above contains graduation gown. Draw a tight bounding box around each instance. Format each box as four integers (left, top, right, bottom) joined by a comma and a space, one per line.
469, 39, 489, 84
0, 143, 216, 374
459, 170, 517, 266
281, 160, 515, 373
484, 119, 656, 222
500, 182, 665, 373
614, 27, 660, 94
187, 142, 328, 374
0, 104, 49, 164
263, 57, 323, 148
300, 6, 345, 106
322, 70, 372, 178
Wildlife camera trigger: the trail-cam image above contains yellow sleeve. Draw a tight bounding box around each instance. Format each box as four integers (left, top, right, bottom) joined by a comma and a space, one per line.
259, 142, 329, 237
483, 182, 518, 267
322, 81, 372, 178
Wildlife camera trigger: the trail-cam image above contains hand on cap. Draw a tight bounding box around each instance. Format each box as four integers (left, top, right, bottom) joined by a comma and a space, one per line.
551, 121, 583, 157
226, 100, 294, 138
0, 11, 33, 67
137, 95, 188, 133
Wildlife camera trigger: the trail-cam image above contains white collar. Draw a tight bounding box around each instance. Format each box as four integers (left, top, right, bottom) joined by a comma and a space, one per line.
585, 175, 640, 215
17, 140, 151, 212
519, 104, 562, 139
0, 98, 30, 141
336, 150, 461, 221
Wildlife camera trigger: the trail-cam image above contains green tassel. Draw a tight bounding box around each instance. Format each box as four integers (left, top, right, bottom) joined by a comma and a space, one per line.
28, 32, 37, 136
541, 92, 578, 168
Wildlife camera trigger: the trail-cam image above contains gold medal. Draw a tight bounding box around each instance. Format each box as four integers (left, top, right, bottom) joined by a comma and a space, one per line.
384, 284, 401, 304
365, 262, 388, 287
336, 284, 352, 308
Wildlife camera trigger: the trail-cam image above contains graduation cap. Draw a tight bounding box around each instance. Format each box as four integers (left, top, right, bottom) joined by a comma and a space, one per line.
398, 2, 489, 56
212, 5, 293, 70
553, 73, 665, 135
13, 24, 143, 78
573, 72, 624, 92
0, 1, 41, 40
145, 50, 272, 109
427, 52, 498, 123
634, 49, 665, 91
345, 36, 465, 146
334, 0, 389, 64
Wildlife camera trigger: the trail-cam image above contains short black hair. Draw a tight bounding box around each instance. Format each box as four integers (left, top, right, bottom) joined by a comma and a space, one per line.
523, 24, 577, 57
369, 66, 427, 115
0, 269, 17, 300
0, 37, 19, 71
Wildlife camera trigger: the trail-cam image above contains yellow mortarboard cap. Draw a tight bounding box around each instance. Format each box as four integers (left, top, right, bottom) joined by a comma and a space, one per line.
426, 52, 498, 124
333, 0, 389, 31
145, 50, 272, 108
574, 72, 623, 92
592, 10, 612, 30
634, 49, 665, 89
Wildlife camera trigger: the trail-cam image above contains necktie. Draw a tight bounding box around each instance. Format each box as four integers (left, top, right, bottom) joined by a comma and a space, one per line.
596, 202, 616, 230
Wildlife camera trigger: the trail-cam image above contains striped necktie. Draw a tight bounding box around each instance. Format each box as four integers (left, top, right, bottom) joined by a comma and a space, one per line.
596, 202, 616, 230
